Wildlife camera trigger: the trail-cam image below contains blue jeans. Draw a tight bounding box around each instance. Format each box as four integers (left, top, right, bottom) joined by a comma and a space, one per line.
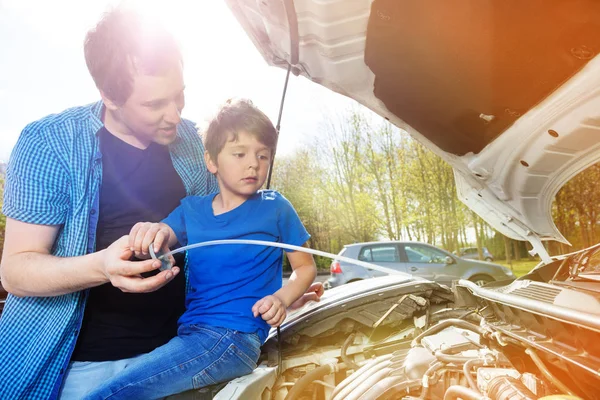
59, 355, 145, 399
83, 324, 262, 400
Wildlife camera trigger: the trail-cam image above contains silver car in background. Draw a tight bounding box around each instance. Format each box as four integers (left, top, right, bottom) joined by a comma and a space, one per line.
459, 246, 494, 262
327, 241, 514, 288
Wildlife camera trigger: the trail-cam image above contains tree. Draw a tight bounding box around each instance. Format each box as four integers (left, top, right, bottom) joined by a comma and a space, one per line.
271, 148, 338, 266
553, 162, 600, 253
316, 109, 379, 244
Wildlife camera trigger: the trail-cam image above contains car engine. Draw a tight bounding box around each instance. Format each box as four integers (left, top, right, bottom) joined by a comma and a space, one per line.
281, 315, 569, 400
206, 250, 600, 400
268, 315, 582, 400
212, 272, 598, 400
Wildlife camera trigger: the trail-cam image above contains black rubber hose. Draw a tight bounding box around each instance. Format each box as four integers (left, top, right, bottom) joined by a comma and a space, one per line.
284, 362, 346, 400
434, 351, 473, 364
443, 385, 487, 400
418, 361, 445, 399
463, 358, 485, 394
525, 348, 575, 396
341, 333, 359, 370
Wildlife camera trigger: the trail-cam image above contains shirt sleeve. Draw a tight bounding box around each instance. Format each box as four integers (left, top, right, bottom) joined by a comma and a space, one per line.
276, 192, 311, 248
2, 124, 70, 225
162, 200, 188, 246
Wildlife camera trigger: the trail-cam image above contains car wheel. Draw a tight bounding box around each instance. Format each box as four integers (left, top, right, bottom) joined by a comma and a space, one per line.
485, 257, 493, 262
469, 275, 494, 287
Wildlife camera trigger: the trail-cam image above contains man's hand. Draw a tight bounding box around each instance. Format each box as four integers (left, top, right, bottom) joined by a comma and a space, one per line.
102, 236, 179, 293
252, 294, 287, 327
289, 282, 325, 310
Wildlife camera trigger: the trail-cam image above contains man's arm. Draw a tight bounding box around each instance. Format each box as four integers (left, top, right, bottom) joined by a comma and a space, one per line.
0, 218, 179, 297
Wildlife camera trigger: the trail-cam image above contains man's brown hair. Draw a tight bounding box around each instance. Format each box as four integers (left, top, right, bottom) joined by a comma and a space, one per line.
84, 7, 182, 105
204, 98, 278, 162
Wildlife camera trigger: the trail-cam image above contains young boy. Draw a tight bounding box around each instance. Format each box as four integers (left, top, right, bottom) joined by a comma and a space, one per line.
84, 99, 317, 399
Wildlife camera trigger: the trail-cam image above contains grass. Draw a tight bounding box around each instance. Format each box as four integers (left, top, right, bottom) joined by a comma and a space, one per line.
495, 259, 541, 277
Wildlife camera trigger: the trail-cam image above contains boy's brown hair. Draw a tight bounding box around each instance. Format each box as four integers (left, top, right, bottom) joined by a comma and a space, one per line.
84, 7, 182, 105
204, 98, 278, 162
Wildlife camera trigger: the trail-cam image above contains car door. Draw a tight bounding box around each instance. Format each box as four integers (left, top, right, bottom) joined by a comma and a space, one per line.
357, 243, 406, 278
399, 243, 455, 285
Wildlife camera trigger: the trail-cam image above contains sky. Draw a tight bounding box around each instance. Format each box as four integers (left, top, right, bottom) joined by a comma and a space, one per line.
0, 0, 357, 162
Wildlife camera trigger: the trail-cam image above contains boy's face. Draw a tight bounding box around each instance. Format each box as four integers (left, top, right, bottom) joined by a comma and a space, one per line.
103, 60, 185, 147
206, 130, 272, 199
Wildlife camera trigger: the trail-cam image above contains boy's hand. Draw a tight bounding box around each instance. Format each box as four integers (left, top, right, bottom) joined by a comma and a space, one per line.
129, 222, 172, 259
252, 295, 287, 327
289, 282, 325, 310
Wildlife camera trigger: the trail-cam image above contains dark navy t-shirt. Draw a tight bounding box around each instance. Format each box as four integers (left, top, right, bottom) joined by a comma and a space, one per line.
72, 127, 187, 361
163, 190, 310, 342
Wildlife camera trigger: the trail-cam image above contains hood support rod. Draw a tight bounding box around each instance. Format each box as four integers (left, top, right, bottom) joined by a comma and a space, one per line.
266, 63, 292, 189
266, 0, 298, 188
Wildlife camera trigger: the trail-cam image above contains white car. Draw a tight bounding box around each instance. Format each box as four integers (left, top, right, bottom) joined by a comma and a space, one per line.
181, 2, 600, 399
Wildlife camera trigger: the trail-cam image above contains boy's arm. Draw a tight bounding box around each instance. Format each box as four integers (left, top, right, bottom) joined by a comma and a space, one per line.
128, 222, 179, 258
252, 245, 317, 327
254, 193, 316, 325
274, 246, 317, 308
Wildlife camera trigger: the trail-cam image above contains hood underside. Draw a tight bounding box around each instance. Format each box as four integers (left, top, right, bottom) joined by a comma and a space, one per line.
226, 0, 600, 261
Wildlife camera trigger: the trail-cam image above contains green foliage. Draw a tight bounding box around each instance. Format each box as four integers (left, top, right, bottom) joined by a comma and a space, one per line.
552, 163, 600, 253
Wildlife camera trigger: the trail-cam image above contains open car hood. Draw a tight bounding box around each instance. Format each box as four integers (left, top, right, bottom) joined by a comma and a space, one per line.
265, 275, 452, 344
226, 0, 600, 263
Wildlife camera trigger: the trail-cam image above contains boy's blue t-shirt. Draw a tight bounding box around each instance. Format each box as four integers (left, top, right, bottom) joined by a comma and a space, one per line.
163, 190, 310, 342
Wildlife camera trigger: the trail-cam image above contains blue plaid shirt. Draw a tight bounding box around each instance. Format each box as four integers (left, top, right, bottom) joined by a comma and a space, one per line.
0, 101, 218, 399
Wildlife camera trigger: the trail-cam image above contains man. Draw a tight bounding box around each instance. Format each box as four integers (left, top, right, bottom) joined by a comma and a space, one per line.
0, 7, 322, 400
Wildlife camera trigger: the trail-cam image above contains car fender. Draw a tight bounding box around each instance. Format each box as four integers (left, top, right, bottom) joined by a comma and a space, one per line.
459, 260, 506, 280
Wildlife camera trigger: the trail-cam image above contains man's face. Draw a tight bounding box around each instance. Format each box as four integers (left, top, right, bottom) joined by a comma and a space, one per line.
109, 61, 185, 147
207, 131, 272, 200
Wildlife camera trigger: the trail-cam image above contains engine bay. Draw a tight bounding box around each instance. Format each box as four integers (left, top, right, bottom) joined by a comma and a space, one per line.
210, 276, 598, 400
